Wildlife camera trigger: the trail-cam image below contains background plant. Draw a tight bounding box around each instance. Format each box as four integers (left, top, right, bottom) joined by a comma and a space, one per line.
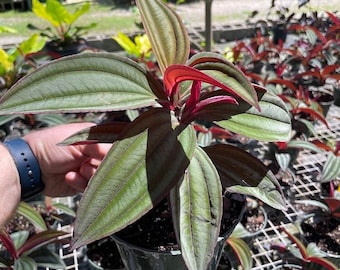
27, 0, 96, 46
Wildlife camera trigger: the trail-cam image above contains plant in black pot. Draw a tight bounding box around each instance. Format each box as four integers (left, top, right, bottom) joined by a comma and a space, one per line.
27, 0, 97, 59
271, 226, 338, 270
0, 1, 291, 269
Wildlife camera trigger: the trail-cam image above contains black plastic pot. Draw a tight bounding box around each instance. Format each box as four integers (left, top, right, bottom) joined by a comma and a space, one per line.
44, 38, 90, 59
112, 193, 246, 270
272, 23, 287, 45
333, 87, 340, 107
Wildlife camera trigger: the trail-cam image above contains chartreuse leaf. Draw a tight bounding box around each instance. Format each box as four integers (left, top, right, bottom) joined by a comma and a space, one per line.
17, 202, 47, 231
137, 0, 190, 73
321, 152, 340, 183
17, 34, 46, 56
187, 52, 258, 109
14, 256, 36, 270
0, 53, 158, 115
204, 144, 285, 210
170, 146, 222, 270
32, 0, 59, 27
216, 86, 291, 142
226, 237, 252, 270
72, 109, 196, 248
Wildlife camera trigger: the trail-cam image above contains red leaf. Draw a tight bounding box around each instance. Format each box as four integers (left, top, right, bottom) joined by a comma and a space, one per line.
182, 95, 237, 123
0, 229, 17, 259
164, 65, 250, 104
322, 64, 340, 77
291, 107, 329, 128
326, 11, 340, 26
267, 78, 298, 92
184, 80, 202, 114
323, 197, 340, 218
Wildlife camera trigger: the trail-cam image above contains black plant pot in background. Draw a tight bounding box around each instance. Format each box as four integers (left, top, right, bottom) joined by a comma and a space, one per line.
44, 38, 91, 59
272, 23, 287, 45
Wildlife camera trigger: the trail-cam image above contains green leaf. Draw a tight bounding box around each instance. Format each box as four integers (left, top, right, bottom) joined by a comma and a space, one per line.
51, 203, 76, 217
0, 53, 158, 115
287, 140, 324, 153
66, 2, 90, 25
17, 202, 47, 231
226, 237, 253, 270
0, 115, 20, 126
14, 256, 36, 270
216, 86, 291, 142
29, 248, 66, 269
275, 152, 291, 171
72, 108, 196, 248
136, 0, 190, 73
170, 146, 222, 270
187, 52, 259, 109
17, 230, 67, 257
204, 144, 285, 210
35, 114, 68, 126
17, 34, 46, 56
11, 231, 29, 251
321, 152, 340, 183
32, 0, 59, 27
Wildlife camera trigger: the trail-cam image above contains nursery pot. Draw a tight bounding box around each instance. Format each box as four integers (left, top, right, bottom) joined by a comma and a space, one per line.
44, 38, 89, 59
300, 214, 340, 260
112, 193, 246, 270
272, 23, 287, 45
317, 93, 334, 117
333, 87, 340, 107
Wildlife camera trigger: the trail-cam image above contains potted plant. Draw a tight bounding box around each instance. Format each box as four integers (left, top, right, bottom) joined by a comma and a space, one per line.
0, 201, 70, 269
271, 226, 338, 270
0, 33, 46, 91
0, 0, 292, 269
27, 0, 97, 59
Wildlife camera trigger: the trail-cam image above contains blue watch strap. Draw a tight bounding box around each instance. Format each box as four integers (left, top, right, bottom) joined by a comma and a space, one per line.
3, 138, 44, 200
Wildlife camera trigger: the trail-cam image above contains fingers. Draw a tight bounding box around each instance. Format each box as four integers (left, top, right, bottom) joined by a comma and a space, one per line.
65, 171, 89, 193
79, 143, 113, 160
65, 159, 100, 193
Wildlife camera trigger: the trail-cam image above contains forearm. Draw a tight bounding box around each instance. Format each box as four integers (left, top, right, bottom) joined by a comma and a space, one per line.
0, 144, 20, 227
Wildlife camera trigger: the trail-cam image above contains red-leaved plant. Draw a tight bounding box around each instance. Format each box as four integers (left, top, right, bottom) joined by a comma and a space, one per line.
272, 226, 338, 270
0, 228, 67, 269
0, 1, 291, 269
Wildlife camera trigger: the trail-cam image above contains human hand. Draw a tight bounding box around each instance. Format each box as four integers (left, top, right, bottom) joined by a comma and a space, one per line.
24, 122, 112, 197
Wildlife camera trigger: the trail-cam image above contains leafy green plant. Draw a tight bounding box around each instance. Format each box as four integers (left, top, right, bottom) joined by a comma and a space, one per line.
27, 0, 96, 47
113, 32, 152, 60
0, 0, 291, 269
0, 34, 45, 89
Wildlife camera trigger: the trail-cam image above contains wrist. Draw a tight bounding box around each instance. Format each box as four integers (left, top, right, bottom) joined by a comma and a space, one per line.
0, 144, 20, 225
2, 138, 44, 200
